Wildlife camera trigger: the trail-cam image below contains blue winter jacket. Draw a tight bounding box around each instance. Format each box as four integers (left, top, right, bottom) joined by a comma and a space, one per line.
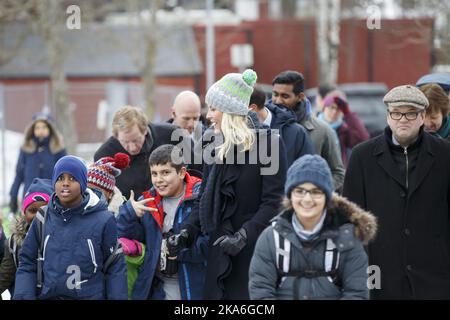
266, 101, 315, 166
10, 137, 66, 200
13, 188, 128, 300
117, 173, 208, 300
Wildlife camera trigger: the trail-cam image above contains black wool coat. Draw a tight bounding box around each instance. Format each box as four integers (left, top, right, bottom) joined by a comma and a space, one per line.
186, 130, 287, 299
343, 127, 450, 299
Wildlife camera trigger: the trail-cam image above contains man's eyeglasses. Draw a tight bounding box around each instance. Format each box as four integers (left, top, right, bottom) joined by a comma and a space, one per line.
388, 111, 422, 121
291, 187, 325, 199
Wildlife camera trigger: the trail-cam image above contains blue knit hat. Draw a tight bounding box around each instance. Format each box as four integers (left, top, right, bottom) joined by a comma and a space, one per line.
285, 155, 333, 201
32, 111, 55, 124
52, 155, 88, 194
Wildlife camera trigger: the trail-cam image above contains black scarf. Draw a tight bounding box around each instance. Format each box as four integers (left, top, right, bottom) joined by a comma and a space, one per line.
199, 162, 240, 235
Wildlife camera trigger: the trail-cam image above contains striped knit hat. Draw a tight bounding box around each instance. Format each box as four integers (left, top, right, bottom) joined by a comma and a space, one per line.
205, 69, 258, 116
88, 153, 130, 194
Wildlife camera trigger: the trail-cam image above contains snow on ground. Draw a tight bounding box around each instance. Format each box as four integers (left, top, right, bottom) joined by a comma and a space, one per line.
0, 130, 102, 207
0, 130, 23, 207
1, 289, 11, 300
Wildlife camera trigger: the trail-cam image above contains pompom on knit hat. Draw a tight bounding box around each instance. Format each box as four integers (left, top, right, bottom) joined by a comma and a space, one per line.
32, 111, 55, 125
205, 69, 258, 116
88, 153, 130, 194
285, 154, 333, 202
52, 155, 88, 194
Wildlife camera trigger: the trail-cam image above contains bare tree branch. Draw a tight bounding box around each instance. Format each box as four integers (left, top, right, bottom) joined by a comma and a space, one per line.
0, 0, 36, 20
0, 24, 31, 66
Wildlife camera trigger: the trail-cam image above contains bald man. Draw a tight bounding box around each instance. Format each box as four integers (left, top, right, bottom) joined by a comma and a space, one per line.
169, 91, 202, 136
167, 90, 204, 178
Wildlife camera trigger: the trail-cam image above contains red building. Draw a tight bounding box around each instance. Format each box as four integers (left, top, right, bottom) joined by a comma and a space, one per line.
0, 18, 434, 144
194, 18, 434, 98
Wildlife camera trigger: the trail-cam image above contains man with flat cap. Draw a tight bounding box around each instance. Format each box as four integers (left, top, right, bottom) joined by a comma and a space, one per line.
343, 84, 450, 299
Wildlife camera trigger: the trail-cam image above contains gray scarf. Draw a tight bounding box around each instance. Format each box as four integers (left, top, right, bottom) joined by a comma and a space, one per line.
292, 209, 327, 242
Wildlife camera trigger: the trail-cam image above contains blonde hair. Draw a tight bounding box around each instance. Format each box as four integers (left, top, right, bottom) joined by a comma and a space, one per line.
112, 106, 148, 137
217, 113, 255, 160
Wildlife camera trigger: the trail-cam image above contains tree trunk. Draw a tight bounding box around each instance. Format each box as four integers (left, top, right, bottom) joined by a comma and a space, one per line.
37, 0, 77, 154
317, 0, 329, 85
328, 0, 341, 85
142, 0, 162, 121
316, 0, 341, 86
282, 0, 297, 19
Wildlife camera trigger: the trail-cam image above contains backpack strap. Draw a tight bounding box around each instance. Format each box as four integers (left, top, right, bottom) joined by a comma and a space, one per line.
36, 206, 48, 290
102, 240, 123, 273
324, 238, 340, 284
272, 222, 291, 288
273, 222, 342, 290
8, 236, 18, 269
272, 223, 291, 274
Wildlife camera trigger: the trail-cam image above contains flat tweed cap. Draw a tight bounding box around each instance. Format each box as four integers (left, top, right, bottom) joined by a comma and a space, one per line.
383, 84, 429, 110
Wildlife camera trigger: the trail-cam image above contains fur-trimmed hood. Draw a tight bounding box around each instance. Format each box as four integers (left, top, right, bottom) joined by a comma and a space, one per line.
108, 186, 125, 216
10, 216, 29, 248
330, 193, 377, 244
278, 193, 378, 245
22, 120, 64, 154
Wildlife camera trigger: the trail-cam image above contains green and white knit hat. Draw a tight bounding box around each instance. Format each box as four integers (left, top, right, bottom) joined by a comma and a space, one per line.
205, 69, 258, 116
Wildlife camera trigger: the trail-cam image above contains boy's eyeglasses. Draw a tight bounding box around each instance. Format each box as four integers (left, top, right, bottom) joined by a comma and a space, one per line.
292, 187, 325, 199
388, 111, 422, 121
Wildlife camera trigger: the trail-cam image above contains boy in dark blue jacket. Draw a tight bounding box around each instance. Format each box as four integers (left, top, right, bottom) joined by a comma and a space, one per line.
13, 155, 127, 300
117, 144, 207, 300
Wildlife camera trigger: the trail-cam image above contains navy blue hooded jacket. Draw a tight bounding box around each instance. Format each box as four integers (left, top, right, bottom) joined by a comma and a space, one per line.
13, 188, 127, 300
266, 101, 315, 167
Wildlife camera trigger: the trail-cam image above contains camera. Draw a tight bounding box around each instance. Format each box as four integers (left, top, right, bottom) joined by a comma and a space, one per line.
160, 232, 178, 276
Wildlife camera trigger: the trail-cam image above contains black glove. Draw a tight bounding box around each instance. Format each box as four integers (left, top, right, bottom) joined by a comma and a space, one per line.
9, 197, 18, 214
213, 228, 247, 256
167, 229, 190, 257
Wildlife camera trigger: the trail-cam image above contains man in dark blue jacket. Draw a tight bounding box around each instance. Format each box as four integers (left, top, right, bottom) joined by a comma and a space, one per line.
271, 71, 345, 190
249, 87, 315, 167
